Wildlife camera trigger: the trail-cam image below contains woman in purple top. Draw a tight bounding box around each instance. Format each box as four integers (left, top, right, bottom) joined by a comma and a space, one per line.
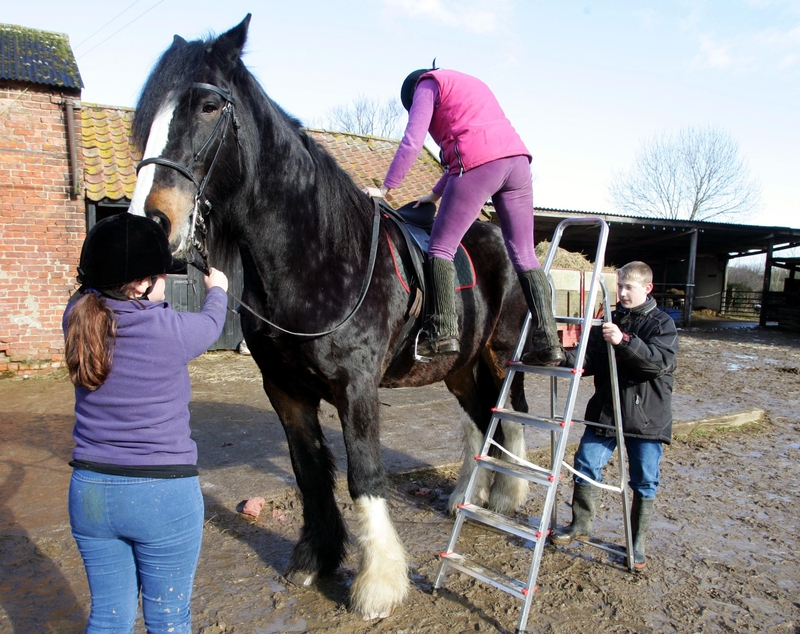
374, 67, 563, 364
63, 213, 228, 634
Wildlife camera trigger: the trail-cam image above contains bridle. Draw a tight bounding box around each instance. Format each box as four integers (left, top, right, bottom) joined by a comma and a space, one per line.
135, 81, 383, 339
136, 82, 239, 276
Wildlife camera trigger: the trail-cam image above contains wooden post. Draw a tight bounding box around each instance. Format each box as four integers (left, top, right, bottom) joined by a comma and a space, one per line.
684, 229, 698, 326
759, 239, 774, 327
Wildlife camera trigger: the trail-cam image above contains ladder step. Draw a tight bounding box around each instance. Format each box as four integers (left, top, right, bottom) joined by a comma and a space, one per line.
475, 455, 556, 488
492, 407, 568, 433
457, 503, 545, 543
556, 315, 603, 327
508, 362, 581, 378
439, 552, 529, 600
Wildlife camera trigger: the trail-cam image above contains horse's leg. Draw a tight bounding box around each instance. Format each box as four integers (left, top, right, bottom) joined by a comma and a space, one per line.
335, 377, 409, 620
444, 365, 495, 515
264, 383, 348, 585
488, 371, 530, 514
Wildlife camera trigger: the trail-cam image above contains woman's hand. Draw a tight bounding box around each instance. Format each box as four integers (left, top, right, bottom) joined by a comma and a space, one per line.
204, 267, 229, 292
413, 191, 441, 207
362, 185, 389, 198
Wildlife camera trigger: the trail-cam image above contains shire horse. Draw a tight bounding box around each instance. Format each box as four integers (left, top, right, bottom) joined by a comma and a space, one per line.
129, 15, 533, 619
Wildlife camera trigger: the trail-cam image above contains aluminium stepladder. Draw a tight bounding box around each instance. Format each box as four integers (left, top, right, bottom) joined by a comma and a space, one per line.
432, 217, 634, 634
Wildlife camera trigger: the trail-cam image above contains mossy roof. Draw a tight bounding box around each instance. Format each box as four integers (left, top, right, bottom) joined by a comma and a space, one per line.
0, 23, 82, 89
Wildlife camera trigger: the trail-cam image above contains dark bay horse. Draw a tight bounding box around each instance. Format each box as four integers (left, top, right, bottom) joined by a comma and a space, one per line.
129, 14, 532, 619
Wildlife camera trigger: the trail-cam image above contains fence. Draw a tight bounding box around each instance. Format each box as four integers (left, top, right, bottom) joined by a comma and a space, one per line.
720, 288, 762, 320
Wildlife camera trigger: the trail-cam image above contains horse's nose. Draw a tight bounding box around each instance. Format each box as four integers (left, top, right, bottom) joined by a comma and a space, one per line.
146, 210, 172, 236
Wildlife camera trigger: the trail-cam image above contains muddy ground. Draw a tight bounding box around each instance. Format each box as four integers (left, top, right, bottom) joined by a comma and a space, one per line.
1, 319, 799, 633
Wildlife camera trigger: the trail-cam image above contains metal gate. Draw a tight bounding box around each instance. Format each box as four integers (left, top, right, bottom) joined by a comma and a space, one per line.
165, 257, 244, 351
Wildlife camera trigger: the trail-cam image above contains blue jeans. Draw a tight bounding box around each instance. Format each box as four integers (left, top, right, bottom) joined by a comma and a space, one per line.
572, 427, 663, 498
69, 470, 204, 634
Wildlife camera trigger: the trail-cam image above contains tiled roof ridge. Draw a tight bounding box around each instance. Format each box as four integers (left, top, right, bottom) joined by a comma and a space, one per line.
0, 23, 70, 38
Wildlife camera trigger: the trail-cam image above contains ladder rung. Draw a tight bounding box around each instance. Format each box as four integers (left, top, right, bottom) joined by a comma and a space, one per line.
439, 552, 529, 600
581, 420, 615, 431
492, 407, 568, 433
475, 455, 556, 488
457, 503, 545, 543
508, 362, 581, 378
556, 316, 604, 327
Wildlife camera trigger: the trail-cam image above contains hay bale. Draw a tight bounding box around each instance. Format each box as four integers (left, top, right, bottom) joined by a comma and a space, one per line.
535, 241, 616, 272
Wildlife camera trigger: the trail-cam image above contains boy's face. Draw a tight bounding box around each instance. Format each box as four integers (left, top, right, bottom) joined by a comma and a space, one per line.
617, 276, 653, 309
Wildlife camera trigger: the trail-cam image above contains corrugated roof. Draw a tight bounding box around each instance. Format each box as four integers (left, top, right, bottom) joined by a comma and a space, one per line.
0, 23, 82, 90
81, 104, 444, 203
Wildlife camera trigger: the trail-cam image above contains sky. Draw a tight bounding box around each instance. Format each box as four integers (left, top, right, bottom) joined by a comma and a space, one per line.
6, 0, 800, 229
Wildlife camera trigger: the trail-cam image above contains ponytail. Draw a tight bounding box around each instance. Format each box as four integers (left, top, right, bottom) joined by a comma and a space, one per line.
65, 292, 118, 390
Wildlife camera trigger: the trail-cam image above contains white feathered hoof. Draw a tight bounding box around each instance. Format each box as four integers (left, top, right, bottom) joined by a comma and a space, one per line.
349, 496, 410, 620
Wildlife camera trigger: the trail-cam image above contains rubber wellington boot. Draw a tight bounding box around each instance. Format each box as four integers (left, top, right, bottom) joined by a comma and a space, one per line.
551, 482, 600, 545
417, 257, 460, 357
518, 268, 565, 366
631, 494, 655, 570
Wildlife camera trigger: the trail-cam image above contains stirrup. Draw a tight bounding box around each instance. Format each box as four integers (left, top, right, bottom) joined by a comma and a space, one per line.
413, 329, 432, 363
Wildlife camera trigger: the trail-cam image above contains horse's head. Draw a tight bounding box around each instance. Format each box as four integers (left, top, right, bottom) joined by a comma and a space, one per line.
128, 15, 252, 265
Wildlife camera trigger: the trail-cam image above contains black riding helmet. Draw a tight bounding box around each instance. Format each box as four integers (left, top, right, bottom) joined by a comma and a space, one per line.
77, 213, 180, 289
400, 60, 439, 111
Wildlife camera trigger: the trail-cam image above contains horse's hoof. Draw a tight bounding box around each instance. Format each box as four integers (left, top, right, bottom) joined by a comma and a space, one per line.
285, 569, 317, 587
362, 609, 392, 621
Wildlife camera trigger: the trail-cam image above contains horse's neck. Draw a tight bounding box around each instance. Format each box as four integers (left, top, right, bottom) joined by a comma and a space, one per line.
236, 121, 371, 301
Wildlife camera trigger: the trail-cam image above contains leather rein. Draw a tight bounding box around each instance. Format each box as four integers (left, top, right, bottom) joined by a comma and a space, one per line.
135, 82, 382, 339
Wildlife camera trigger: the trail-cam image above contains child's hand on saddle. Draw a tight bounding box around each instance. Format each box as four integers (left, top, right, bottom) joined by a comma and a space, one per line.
413, 192, 441, 207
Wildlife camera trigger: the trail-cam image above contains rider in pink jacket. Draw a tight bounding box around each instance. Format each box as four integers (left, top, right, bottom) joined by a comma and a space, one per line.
380, 67, 563, 364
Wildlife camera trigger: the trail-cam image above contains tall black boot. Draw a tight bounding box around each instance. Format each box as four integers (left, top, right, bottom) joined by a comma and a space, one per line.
419, 257, 459, 356
518, 268, 565, 366
631, 494, 655, 570
551, 482, 600, 545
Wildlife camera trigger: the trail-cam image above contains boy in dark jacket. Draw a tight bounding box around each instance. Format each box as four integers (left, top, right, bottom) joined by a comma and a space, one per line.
551, 261, 678, 569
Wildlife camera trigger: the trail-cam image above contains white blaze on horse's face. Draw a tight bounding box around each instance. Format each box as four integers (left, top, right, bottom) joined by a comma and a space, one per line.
129, 96, 195, 258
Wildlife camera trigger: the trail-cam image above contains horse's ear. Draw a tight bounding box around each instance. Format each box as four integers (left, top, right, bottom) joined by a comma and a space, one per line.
172, 35, 187, 47
210, 14, 251, 73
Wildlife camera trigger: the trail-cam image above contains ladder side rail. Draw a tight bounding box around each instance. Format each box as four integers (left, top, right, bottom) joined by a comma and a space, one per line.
518, 219, 613, 634
600, 275, 635, 571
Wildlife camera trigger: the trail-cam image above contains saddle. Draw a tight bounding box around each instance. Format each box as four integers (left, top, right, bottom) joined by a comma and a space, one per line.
377, 199, 476, 362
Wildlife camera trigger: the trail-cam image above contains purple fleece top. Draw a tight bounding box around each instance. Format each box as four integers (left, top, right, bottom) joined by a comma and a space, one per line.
385, 80, 444, 192
63, 287, 228, 466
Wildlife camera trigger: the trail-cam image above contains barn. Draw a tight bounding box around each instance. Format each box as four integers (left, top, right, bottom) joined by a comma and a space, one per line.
2, 23, 799, 378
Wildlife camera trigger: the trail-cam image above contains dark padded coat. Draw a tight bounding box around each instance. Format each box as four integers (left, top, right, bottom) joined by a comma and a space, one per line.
567, 296, 678, 443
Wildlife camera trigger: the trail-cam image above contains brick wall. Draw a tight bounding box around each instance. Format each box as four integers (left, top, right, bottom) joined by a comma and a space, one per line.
0, 83, 84, 377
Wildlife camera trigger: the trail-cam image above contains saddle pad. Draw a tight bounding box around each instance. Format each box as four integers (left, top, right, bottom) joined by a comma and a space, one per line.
392, 225, 476, 291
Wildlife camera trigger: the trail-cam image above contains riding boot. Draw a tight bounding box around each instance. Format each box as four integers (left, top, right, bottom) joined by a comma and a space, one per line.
631, 494, 655, 570
551, 482, 600, 545
418, 257, 459, 356
518, 268, 565, 366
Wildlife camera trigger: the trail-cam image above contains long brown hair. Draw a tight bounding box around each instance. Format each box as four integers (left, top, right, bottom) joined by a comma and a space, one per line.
64, 283, 137, 390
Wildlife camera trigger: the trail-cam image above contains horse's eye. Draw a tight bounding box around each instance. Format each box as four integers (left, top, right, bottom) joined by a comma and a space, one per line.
202, 102, 218, 114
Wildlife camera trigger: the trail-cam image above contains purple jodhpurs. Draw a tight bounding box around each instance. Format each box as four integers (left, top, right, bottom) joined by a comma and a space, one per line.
428, 155, 539, 272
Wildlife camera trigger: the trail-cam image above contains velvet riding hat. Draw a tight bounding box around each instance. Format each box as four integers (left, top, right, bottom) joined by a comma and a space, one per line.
77, 213, 181, 289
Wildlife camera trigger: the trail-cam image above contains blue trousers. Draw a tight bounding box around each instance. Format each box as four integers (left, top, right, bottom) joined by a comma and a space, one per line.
69, 470, 204, 634
572, 427, 663, 498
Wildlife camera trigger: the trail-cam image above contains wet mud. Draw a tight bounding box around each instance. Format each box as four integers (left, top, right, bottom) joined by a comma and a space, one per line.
0, 321, 798, 633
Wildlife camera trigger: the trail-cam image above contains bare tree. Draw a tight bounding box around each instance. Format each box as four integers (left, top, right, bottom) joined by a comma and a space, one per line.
609, 125, 762, 222
325, 95, 404, 139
